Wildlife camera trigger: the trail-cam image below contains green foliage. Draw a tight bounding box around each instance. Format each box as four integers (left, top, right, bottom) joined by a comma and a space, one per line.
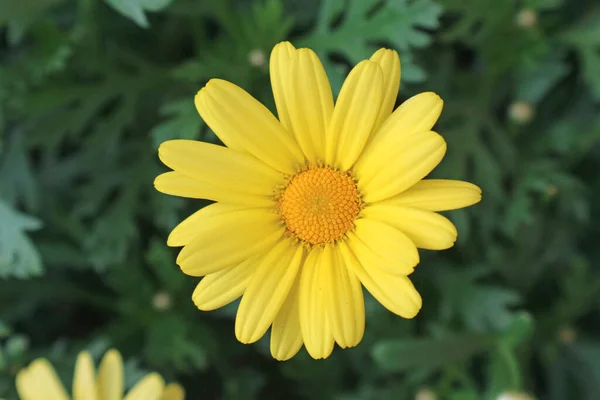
300, 0, 442, 90
372, 334, 495, 372
561, 11, 600, 100
0, 200, 42, 279
1, 0, 600, 399
105, 0, 175, 28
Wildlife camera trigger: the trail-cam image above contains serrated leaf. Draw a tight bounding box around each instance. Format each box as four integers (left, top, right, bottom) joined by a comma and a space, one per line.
442, 0, 515, 43
84, 197, 136, 271
145, 314, 208, 371
437, 269, 522, 332
0, 135, 39, 211
0, 200, 43, 279
300, 0, 441, 90
150, 99, 203, 149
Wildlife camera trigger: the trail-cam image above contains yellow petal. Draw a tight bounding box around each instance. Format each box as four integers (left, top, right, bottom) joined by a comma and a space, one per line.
235, 239, 303, 343
270, 41, 296, 132
287, 48, 334, 163
158, 140, 283, 196
362, 204, 457, 250
154, 171, 274, 207
16, 369, 37, 400
16, 367, 39, 400
354, 92, 443, 178
359, 131, 447, 203
176, 208, 284, 276
160, 383, 185, 400
299, 246, 335, 359
124, 373, 165, 400
348, 218, 418, 275
369, 48, 400, 131
16, 359, 69, 400
73, 352, 97, 400
339, 241, 422, 318
270, 274, 303, 361
325, 246, 365, 348
195, 80, 304, 174
192, 256, 257, 310
167, 203, 248, 247
382, 179, 482, 211
96, 349, 123, 400
326, 60, 383, 171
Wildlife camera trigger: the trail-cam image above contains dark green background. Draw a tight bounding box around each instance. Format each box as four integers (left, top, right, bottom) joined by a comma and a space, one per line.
1, 0, 600, 399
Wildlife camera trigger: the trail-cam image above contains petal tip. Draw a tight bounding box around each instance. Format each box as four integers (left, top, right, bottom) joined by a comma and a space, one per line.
153, 174, 169, 192
273, 41, 295, 50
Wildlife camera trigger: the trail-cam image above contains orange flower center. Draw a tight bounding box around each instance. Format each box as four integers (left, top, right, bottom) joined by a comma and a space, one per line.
278, 165, 361, 245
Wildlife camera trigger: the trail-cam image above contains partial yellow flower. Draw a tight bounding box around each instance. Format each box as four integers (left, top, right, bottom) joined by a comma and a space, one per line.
155, 41, 482, 360
15, 349, 184, 400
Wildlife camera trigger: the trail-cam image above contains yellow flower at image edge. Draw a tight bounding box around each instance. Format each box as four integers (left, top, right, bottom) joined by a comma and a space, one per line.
154, 41, 482, 360
15, 349, 184, 400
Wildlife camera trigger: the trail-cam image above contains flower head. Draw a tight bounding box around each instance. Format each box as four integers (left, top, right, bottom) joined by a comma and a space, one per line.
155, 41, 482, 360
15, 349, 184, 400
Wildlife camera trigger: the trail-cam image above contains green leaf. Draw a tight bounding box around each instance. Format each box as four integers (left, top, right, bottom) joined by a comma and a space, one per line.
0, 0, 66, 28
84, 197, 136, 271
442, 0, 515, 43
487, 345, 522, 397
300, 0, 442, 89
4, 335, 28, 358
449, 389, 481, 400
0, 135, 39, 211
145, 238, 185, 291
0, 321, 9, 338
0, 200, 43, 279
150, 99, 203, 149
372, 334, 495, 372
145, 314, 208, 371
487, 313, 533, 397
223, 369, 267, 400
140, 0, 173, 12
567, 342, 600, 398
524, 0, 564, 9
0, 346, 6, 371
233, 0, 295, 48
105, 0, 149, 27
437, 269, 522, 332
516, 59, 570, 104
501, 312, 534, 349
561, 11, 600, 100
104, 0, 174, 28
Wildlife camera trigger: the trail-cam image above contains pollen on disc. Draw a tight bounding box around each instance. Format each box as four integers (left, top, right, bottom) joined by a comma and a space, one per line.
278, 166, 361, 245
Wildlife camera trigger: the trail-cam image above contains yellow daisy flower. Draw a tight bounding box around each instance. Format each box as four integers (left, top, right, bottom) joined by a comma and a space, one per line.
154, 41, 481, 360
15, 349, 184, 400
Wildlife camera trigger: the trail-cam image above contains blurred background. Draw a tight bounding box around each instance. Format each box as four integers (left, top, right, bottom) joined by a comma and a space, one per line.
1, 0, 600, 399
